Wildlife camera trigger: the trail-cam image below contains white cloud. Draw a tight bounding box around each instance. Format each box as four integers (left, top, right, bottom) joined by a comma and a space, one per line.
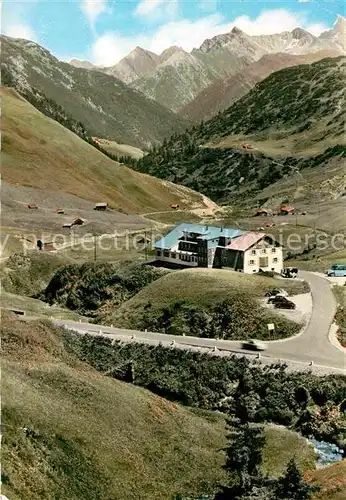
135, 0, 166, 16
305, 23, 328, 36
91, 8, 330, 66
2, 0, 38, 41
91, 32, 148, 66
135, 0, 178, 20
80, 0, 108, 26
2, 22, 37, 41
298, 0, 311, 3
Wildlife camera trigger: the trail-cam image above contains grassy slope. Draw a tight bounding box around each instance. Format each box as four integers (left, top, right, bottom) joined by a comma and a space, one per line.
93, 138, 144, 159
1, 252, 69, 295
2, 314, 317, 499
307, 460, 346, 500
0, 292, 83, 320
262, 425, 316, 477
111, 268, 306, 339
1, 35, 190, 148
1, 87, 208, 214
2, 314, 226, 500
333, 285, 346, 347
2, 315, 313, 500
116, 268, 307, 307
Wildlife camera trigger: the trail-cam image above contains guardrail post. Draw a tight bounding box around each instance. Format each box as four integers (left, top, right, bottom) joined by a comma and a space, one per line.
213, 346, 218, 352
170, 340, 175, 346
98, 329, 102, 334
309, 361, 314, 366
131, 334, 136, 339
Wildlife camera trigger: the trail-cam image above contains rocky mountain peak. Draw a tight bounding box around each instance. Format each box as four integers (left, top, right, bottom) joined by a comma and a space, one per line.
69, 59, 96, 69
127, 46, 158, 61
291, 27, 315, 40
159, 45, 184, 63
231, 26, 245, 36
334, 14, 346, 33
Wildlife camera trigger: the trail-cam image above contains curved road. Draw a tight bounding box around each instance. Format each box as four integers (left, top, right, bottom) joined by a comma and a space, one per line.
55, 272, 345, 375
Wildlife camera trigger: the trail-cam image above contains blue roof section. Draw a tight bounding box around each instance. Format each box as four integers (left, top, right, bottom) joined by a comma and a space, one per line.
154, 222, 244, 250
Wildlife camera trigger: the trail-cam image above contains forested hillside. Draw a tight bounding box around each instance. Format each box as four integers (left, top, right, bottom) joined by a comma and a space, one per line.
134, 57, 345, 203
1, 35, 190, 148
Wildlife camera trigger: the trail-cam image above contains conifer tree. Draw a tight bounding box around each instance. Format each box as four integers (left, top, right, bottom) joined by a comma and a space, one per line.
274, 459, 315, 500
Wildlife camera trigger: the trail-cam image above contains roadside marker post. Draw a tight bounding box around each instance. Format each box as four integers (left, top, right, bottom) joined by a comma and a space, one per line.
267, 323, 275, 338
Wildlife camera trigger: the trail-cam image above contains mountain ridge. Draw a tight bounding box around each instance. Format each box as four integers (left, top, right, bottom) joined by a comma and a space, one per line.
68, 16, 345, 113
1, 35, 189, 148
178, 49, 341, 122
133, 56, 345, 203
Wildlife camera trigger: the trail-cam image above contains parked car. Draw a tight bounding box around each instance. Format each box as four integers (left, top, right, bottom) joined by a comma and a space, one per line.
327, 264, 346, 277
241, 339, 267, 351
281, 267, 298, 278
271, 296, 296, 309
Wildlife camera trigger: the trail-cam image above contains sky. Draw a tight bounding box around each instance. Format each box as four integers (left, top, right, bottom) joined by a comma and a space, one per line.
2, 0, 345, 66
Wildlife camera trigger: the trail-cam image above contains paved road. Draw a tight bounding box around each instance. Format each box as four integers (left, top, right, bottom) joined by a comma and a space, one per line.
55, 272, 345, 375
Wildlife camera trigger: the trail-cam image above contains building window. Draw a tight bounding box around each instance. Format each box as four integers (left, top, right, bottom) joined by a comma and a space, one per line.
163, 251, 169, 258
273, 257, 278, 263
271, 248, 276, 253
156, 250, 161, 257
261, 249, 267, 254
249, 260, 255, 265
171, 253, 176, 259
251, 250, 256, 255
259, 257, 269, 268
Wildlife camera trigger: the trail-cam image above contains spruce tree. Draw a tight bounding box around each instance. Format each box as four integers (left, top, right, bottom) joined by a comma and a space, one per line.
275, 458, 315, 500
215, 420, 266, 499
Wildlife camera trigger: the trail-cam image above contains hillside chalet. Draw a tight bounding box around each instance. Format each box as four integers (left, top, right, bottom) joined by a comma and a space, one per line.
94, 202, 108, 211
280, 205, 295, 215
154, 223, 283, 274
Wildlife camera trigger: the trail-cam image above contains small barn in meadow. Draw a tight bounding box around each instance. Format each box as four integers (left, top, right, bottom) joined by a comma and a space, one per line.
73, 218, 85, 225
254, 208, 270, 217
280, 205, 295, 216
94, 202, 108, 211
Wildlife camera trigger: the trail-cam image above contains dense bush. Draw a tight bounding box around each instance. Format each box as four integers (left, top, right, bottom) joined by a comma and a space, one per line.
43, 262, 169, 318
128, 296, 299, 341
63, 331, 346, 446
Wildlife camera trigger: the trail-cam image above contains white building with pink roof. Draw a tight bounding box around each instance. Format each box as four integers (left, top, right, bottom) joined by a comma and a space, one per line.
223, 232, 283, 274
